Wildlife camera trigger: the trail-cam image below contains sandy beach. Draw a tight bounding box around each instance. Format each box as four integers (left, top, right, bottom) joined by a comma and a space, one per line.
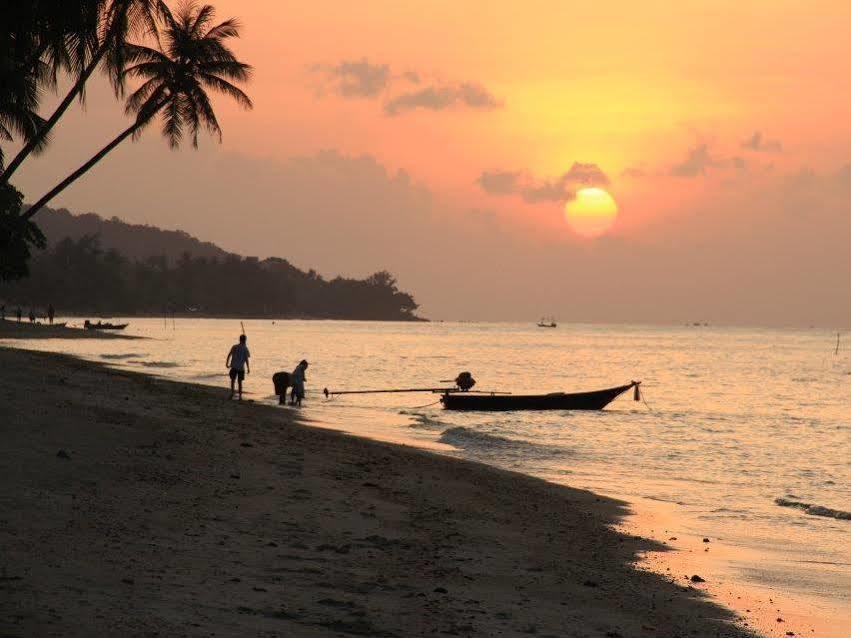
0, 344, 752, 637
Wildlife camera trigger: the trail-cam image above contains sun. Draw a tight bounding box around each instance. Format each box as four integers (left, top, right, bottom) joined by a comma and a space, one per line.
564, 187, 619, 238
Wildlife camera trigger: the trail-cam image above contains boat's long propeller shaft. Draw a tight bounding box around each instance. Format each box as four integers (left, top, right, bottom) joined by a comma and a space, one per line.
323, 372, 510, 398
323, 386, 455, 397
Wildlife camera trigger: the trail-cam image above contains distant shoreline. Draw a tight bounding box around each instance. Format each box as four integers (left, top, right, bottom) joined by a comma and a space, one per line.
1, 312, 428, 322
0, 318, 143, 340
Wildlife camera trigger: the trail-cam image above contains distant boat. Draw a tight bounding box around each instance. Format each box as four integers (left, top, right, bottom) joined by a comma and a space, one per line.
441, 382, 638, 411
84, 320, 129, 331
537, 316, 557, 328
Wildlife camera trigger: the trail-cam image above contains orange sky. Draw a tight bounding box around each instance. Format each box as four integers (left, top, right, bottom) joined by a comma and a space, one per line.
196, 1, 851, 233
11, 0, 851, 323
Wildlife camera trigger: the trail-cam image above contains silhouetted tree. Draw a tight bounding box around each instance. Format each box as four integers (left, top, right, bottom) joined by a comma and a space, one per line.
0, 236, 420, 320
0, 183, 45, 281
0, 0, 165, 183
0, 1, 252, 280
24, 2, 252, 220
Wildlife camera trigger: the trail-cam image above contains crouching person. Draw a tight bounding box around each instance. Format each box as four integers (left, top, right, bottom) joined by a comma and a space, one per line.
272, 371, 291, 405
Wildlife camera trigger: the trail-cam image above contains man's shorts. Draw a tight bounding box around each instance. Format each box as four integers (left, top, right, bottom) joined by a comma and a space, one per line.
229, 368, 245, 382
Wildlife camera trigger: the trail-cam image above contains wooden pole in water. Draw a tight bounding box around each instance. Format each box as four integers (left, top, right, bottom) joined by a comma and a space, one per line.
836, 332, 841, 356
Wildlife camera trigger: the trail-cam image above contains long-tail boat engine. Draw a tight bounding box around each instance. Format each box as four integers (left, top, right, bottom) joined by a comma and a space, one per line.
454, 371, 476, 391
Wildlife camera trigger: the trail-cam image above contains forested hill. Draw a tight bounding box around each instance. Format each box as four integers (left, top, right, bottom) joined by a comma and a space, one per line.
2, 209, 421, 321
31, 206, 231, 263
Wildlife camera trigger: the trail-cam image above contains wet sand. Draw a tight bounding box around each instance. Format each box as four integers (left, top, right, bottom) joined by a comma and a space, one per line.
0, 346, 754, 637
620, 498, 845, 638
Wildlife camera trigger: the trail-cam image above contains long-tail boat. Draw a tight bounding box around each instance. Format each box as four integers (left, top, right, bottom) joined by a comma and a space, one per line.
441, 382, 638, 411
324, 373, 640, 412
84, 320, 129, 330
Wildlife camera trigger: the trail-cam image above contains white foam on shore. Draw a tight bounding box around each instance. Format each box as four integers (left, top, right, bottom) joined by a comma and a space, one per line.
438, 426, 567, 459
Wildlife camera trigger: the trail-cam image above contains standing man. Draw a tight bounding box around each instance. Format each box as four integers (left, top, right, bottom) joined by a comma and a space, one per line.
47, 304, 55, 325
290, 359, 309, 406
225, 334, 250, 401
16, 307, 21, 322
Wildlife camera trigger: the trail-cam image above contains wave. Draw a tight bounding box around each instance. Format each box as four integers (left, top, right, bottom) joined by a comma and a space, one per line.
100, 353, 145, 360
775, 498, 851, 521
438, 426, 566, 458
129, 360, 181, 369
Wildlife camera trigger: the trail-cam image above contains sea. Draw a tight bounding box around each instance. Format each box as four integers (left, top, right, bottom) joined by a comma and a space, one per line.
5, 319, 849, 635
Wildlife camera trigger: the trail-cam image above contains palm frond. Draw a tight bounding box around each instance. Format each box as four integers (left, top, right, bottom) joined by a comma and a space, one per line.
190, 5, 217, 37
189, 84, 221, 141
160, 93, 183, 148
198, 73, 253, 109
122, 42, 171, 66
199, 59, 252, 82
205, 18, 242, 41
125, 76, 162, 113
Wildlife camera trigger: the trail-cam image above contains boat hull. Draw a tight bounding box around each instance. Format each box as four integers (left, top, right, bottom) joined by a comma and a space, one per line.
441, 384, 634, 411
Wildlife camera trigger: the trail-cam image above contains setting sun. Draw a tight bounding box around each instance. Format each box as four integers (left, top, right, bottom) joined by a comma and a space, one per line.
564, 187, 619, 237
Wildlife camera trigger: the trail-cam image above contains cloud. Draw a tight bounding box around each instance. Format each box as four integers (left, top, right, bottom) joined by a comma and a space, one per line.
311, 60, 500, 117
564, 162, 610, 186
834, 162, 851, 182
520, 179, 571, 203
477, 162, 609, 202
621, 167, 647, 179
384, 82, 502, 116
741, 131, 783, 153
311, 59, 391, 98
477, 170, 521, 195
671, 144, 719, 177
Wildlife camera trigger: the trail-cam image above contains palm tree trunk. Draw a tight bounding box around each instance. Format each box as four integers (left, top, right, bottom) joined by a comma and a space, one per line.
23, 115, 150, 221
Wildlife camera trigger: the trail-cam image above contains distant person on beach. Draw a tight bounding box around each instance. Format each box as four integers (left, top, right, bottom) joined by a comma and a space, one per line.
290, 359, 308, 406
28, 309, 35, 323
1, 305, 5, 320
16, 307, 22, 322
225, 334, 250, 400
47, 304, 55, 325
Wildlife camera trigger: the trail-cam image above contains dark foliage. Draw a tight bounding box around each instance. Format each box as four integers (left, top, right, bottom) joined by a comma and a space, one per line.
0, 235, 420, 320
0, 183, 46, 282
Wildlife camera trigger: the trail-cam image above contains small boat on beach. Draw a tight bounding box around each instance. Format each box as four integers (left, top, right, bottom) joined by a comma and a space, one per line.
441, 382, 638, 411
84, 320, 129, 331
537, 316, 557, 328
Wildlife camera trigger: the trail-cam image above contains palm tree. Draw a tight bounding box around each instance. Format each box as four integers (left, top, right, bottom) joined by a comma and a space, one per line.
0, 4, 53, 169
0, 0, 167, 184
23, 2, 252, 221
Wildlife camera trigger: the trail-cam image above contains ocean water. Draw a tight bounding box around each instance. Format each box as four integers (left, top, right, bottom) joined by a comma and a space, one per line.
5, 319, 850, 629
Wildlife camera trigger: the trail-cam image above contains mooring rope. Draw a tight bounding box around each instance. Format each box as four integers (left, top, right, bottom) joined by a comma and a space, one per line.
638, 385, 654, 413
408, 398, 443, 409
